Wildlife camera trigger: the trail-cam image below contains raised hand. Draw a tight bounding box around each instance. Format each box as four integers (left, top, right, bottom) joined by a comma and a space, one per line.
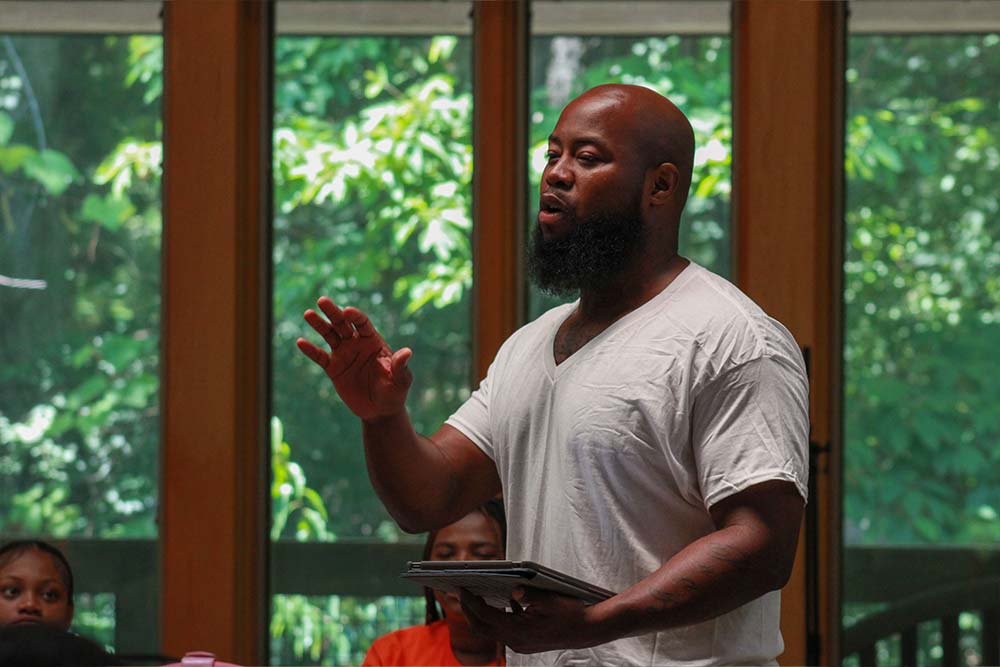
296, 297, 413, 421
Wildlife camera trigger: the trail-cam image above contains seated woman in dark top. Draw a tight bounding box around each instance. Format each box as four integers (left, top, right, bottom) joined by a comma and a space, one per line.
0, 539, 119, 665
0, 539, 74, 631
363, 499, 506, 666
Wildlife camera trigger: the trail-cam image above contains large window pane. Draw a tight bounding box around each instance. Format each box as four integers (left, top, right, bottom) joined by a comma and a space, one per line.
528, 4, 731, 317
841, 25, 1000, 667
0, 31, 161, 655
270, 11, 473, 664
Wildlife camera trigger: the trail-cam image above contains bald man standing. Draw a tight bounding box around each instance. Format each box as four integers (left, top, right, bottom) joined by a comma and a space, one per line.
298, 85, 809, 665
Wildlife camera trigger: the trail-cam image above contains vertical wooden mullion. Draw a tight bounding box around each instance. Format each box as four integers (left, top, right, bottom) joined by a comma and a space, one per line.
733, 2, 846, 665
472, 0, 528, 382
161, 1, 271, 662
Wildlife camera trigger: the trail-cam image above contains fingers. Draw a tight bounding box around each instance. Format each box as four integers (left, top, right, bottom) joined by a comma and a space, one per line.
317, 297, 357, 340
344, 307, 376, 337
303, 309, 343, 349
391, 348, 413, 387
296, 338, 329, 369
459, 589, 504, 635
309, 299, 384, 347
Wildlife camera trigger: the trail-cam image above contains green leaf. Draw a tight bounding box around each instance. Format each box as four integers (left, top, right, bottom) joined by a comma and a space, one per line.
870, 140, 903, 173
81, 193, 135, 231
695, 172, 720, 199
70, 376, 110, 408
271, 416, 284, 448
0, 111, 13, 144
23, 149, 81, 195
0, 145, 35, 174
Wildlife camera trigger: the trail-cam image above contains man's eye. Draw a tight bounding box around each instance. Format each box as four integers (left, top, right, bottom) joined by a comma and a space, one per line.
577, 153, 598, 163
43, 590, 61, 602
545, 151, 559, 161
1, 586, 19, 598
473, 550, 499, 559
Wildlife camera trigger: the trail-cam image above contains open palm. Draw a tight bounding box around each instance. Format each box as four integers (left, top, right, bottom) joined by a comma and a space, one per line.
296, 297, 413, 421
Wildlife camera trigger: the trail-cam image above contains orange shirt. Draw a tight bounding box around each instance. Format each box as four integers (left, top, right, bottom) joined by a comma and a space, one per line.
362, 619, 504, 666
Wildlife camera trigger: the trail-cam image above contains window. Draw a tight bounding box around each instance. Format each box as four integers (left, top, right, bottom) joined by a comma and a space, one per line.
270, 5, 473, 664
841, 6, 1000, 665
0, 3, 868, 662
0, 21, 162, 656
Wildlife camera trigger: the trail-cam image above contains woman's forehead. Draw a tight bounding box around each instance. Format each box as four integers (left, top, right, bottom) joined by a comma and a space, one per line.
0, 550, 63, 578
434, 511, 501, 544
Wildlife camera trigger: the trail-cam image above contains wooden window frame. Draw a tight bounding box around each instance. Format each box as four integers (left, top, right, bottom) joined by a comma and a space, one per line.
732, 2, 845, 665
0, 1, 852, 663
161, 1, 272, 661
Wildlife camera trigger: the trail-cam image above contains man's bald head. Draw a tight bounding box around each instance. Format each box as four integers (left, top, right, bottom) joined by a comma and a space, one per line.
565, 84, 695, 209
531, 84, 695, 292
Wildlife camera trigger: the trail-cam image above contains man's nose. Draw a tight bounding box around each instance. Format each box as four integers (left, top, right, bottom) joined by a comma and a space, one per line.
544, 157, 573, 189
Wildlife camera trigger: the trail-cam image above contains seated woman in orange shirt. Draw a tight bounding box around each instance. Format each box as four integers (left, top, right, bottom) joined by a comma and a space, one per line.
363, 499, 506, 666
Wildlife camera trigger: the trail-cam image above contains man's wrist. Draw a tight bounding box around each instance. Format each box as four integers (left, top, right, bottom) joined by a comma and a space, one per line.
361, 408, 408, 428
583, 595, 635, 647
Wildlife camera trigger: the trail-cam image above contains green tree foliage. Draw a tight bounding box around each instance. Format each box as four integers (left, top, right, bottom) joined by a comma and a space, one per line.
0, 35, 161, 539
272, 36, 474, 545
843, 34, 1000, 545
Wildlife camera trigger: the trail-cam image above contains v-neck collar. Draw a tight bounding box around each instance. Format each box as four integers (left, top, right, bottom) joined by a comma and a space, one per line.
543, 261, 698, 381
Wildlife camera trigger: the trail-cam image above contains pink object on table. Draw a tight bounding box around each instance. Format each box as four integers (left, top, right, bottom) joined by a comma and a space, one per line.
164, 651, 243, 667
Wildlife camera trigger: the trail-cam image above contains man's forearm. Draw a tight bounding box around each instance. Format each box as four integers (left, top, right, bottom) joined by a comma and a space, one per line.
362, 410, 455, 532
586, 524, 793, 643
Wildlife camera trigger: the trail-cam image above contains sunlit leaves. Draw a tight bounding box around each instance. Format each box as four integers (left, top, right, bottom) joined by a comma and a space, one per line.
277, 70, 473, 316
0, 110, 13, 143
843, 34, 1000, 546
5, 147, 79, 195
94, 140, 162, 197
0, 35, 163, 540
22, 149, 80, 195
81, 192, 135, 231
271, 417, 334, 542
270, 594, 424, 666
0, 143, 33, 174
125, 35, 162, 105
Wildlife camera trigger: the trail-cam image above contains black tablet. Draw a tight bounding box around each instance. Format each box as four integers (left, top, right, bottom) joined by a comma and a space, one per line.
401, 560, 615, 609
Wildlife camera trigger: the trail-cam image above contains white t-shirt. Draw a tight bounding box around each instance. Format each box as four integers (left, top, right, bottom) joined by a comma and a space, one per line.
446, 262, 809, 666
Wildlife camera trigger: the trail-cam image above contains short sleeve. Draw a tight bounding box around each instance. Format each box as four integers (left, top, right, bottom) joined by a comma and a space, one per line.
691, 354, 809, 510
445, 362, 496, 461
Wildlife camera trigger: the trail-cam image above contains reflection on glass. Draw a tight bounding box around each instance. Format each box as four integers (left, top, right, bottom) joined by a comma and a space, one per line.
842, 32, 1000, 667
271, 32, 472, 664
528, 34, 732, 317
0, 33, 161, 653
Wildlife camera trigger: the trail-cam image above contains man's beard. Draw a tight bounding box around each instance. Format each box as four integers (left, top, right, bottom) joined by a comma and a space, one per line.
527, 204, 646, 297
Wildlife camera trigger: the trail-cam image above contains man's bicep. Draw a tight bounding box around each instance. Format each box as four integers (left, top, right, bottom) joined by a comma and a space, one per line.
429, 423, 502, 512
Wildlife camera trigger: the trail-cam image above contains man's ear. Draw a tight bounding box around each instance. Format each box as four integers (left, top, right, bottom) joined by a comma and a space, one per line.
649, 162, 680, 206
